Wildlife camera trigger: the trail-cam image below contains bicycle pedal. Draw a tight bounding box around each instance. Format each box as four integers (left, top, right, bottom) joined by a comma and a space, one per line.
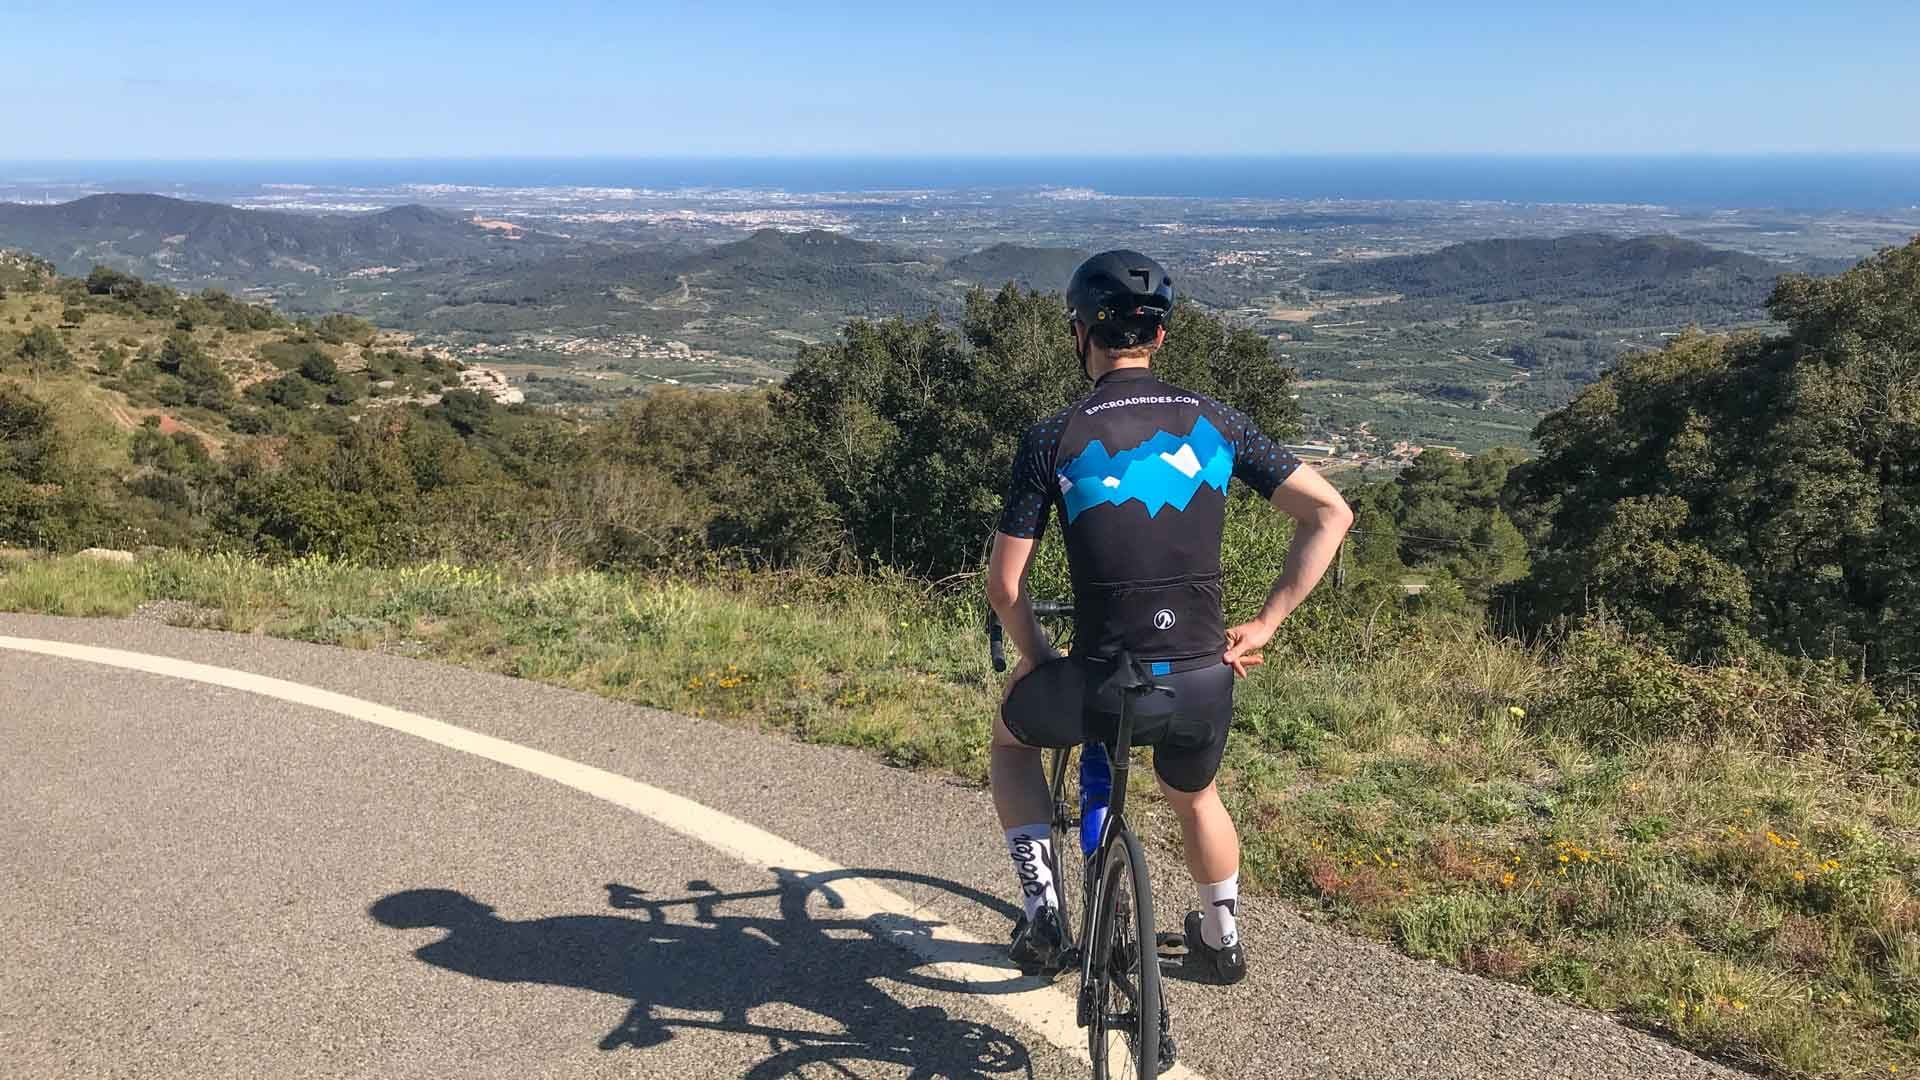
1155, 931, 1188, 959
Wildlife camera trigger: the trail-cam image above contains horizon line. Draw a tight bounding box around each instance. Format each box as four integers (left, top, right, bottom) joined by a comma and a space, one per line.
6, 151, 1920, 166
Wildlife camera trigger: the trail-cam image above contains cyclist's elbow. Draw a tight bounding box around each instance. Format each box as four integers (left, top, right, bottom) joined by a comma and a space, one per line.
986, 574, 1023, 616
1322, 496, 1355, 533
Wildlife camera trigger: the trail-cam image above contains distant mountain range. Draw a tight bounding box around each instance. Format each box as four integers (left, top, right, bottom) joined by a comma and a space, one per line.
0, 193, 571, 279
946, 243, 1086, 289
0, 195, 1090, 297
0, 195, 1827, 376
0, 196, 1094, 344
1307, 233, 1790, 304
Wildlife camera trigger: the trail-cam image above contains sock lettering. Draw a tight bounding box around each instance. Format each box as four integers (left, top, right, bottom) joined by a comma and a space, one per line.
1010, 836, 1046, 897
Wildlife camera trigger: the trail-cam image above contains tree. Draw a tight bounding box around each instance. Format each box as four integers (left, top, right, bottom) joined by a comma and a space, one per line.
14, 324, 70, 368
298, 350, 339, 385
0, 385, 90, 548
0, 386, 62, 486
1505, 237, 1920, 675
765, 288, 1304, 575
85, 266, 141, 299
173, 347, 233, 410
433, 389, 496, 439
251, 373, 317, 410
1345, 445, 1531, 599
156, 331, 198, 375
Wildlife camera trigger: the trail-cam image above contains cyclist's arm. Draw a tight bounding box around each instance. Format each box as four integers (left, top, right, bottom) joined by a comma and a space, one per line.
987, 532, 1055, 666
991, 423, 1061, 669
1251, 465, 1352, 630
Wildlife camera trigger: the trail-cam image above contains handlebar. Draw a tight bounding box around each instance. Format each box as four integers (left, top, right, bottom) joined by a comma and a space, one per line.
985, 601, 1074, 673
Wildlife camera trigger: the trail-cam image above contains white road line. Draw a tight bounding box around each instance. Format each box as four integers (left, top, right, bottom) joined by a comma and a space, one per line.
0, 635, 1205, 1080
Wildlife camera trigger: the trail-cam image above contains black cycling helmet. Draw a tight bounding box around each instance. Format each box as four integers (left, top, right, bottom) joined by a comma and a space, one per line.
1067, 250, 1174, 377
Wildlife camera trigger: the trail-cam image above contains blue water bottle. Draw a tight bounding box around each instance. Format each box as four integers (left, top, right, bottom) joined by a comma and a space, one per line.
1079, 741, 1111, 855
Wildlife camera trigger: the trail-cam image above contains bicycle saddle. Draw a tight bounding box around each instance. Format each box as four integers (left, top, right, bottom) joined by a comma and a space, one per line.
1097, 650, 1173, 698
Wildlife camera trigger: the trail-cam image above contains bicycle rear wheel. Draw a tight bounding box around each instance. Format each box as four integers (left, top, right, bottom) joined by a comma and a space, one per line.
1086, 824, 1161, 1080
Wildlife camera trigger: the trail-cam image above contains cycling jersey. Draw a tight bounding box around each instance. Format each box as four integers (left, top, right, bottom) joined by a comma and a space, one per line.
997, 368, 1301, 668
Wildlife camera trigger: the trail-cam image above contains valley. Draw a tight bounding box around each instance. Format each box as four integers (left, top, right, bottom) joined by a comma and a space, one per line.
4, 176, 1915, 452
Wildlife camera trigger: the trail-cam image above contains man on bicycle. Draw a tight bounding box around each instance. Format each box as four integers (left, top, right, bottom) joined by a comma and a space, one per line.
988, 250, 1352, 985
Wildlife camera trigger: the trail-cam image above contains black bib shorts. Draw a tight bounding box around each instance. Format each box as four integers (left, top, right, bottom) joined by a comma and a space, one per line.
1001, 656, 1234, 793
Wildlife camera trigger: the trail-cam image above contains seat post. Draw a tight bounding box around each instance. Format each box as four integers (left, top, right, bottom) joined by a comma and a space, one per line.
1106, 676, 1137, 828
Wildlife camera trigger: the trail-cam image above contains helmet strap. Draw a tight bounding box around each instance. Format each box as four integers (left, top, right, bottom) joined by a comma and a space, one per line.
1075, 322, 1094, 380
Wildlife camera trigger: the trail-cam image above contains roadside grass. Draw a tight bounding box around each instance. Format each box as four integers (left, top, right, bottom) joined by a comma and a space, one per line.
2, 549, 1913, 1078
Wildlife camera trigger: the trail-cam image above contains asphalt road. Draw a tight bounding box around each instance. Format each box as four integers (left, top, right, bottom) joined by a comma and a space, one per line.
0, 613, 1748, 1079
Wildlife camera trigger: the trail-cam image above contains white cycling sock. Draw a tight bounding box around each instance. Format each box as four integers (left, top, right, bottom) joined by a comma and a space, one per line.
1005, 825, 1058, 921
1198, 873, 1240, 949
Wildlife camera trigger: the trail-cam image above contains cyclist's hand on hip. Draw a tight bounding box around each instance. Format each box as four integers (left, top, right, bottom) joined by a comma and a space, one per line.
1224, 619, 1277, 678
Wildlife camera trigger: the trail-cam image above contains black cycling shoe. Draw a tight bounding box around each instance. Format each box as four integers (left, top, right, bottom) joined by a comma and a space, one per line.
1182, 910, 1247, 985
1008, 906, 1069, 976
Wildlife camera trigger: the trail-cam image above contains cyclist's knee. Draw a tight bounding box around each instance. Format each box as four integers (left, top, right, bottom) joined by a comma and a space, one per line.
1158, 778, 1221, 817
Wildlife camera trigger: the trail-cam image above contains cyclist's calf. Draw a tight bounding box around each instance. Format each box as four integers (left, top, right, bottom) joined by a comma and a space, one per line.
1155, 778, 1240, 885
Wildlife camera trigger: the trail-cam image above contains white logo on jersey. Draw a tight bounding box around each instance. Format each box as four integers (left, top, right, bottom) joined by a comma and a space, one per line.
1153, 609, 1176, 630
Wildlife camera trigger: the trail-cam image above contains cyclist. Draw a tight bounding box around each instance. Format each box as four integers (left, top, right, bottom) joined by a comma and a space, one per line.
988, 250, 1352, 986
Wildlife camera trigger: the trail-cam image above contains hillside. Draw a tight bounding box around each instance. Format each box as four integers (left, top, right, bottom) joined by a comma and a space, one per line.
0, 194, 570, 280
1308, 232, 1783, 308
1275, 234, 1809, 451
945, 243, 1086, 289
368, 232, 1080, 354
0, 198, 1081, 335
0, 252, 495, 554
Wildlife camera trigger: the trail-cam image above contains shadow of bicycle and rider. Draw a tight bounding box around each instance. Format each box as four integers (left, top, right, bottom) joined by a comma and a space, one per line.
368, 867, 1041, 1079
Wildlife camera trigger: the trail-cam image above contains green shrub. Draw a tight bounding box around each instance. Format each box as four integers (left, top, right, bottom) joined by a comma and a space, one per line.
1541, 620, 1884, 755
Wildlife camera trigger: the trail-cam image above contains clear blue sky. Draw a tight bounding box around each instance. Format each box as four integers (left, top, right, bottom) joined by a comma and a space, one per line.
3, 0, 1916, 159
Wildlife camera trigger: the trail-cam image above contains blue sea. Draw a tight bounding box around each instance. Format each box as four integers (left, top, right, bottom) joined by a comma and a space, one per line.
2, 155, 1917, 210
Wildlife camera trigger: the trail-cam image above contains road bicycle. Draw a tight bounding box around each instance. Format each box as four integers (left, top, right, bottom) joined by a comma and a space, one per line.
988, 601, 1174, 1079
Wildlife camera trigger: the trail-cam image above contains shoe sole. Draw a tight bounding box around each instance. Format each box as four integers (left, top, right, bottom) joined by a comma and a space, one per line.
1015, 956, 1070, 978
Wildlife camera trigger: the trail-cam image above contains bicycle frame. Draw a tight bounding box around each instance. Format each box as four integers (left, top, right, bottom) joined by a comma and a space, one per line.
1045, 677, 1144, 1028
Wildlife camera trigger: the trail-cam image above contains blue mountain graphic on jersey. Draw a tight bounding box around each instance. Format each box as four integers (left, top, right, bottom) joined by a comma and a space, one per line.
1059, 415, 1234, 522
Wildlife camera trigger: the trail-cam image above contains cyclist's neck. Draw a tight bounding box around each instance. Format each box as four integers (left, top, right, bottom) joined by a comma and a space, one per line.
1092, 361, 1154, 386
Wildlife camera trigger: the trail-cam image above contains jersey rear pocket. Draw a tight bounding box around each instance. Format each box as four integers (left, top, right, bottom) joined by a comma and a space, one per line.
1079, 574, 1225, 660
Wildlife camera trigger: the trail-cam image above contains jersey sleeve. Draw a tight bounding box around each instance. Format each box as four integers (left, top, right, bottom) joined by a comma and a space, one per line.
1222, 406, 1302, 500
996, 424, 1056, 539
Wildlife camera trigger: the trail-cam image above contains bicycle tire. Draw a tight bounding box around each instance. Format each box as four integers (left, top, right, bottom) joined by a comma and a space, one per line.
1047, 748, 1077, 955
1086, 824, 1161, 1080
